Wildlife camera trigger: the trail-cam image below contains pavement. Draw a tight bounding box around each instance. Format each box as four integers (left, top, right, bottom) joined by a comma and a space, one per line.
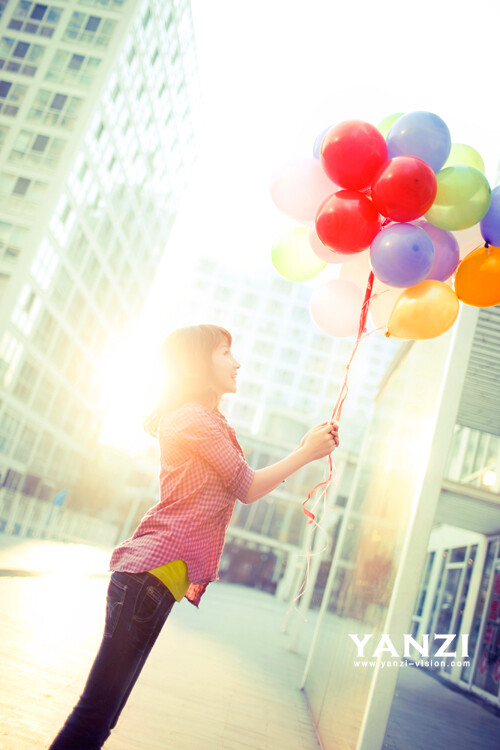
1, 534, 500, 750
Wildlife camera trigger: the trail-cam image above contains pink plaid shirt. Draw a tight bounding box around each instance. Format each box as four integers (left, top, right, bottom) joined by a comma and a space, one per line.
109, 401, 255, 607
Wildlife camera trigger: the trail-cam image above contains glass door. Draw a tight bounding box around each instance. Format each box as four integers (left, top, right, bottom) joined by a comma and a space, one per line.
472, 559, 500, 698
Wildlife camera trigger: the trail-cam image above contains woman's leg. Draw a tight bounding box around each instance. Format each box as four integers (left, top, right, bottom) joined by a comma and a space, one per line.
105, 585, 173, 738
49, 572, 175, 750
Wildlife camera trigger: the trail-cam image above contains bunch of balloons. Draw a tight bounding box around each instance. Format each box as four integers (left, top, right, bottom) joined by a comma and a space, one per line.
270, 111, 500, 339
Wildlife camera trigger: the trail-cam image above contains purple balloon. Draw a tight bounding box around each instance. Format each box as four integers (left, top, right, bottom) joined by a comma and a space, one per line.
370, 223, 435, 287
480, 185, 500, 246
413, 220, 460, 281
386, 111, 451, 173
313, 124, 333, 159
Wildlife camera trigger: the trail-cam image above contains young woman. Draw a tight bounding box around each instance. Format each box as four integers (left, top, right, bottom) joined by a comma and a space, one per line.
50, 324, 339, 749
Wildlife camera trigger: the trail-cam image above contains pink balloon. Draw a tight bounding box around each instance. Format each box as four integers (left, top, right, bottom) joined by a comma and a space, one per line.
309, 228, 357, 264
339, 250, 374, 288
310, 280, 364, 337
452, 224, 483, 260
270, 157, 339, 223
369, 286, 402, 331
412, 220, 459, 281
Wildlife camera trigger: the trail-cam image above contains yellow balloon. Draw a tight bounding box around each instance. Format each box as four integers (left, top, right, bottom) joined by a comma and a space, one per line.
271, 226, 326, 281
386, 280, 459, 340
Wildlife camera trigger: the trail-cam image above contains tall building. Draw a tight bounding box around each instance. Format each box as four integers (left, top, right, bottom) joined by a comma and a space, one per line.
0, 0, 198, 506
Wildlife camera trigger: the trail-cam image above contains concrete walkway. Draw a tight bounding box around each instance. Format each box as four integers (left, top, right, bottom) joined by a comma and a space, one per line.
1, 535, 500, 749
0, 536, 319, 750
384, 662, 500, 750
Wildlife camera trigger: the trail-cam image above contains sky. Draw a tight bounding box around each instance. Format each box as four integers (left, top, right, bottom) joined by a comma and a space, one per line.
98, 0, 500, 451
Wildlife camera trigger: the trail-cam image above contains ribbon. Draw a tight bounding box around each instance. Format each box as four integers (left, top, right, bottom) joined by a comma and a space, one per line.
287, 270, 376, 618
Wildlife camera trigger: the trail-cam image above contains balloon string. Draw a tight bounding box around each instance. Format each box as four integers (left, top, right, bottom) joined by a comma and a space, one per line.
288, 271, 375, 619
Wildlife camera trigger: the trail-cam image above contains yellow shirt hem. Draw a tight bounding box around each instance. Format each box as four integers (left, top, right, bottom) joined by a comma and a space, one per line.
148, 559, 190, 602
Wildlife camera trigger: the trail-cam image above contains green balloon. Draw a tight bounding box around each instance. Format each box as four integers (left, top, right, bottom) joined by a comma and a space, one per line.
377, 112, 405, 138
425, 166, 491, 231
443, 143, 485, 173
271, 226, 326, 282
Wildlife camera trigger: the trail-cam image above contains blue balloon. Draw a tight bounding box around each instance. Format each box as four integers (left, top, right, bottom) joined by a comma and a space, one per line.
313, 124, 333, 159
386, 111, 451, 173
370, 223, 435, 287
480, 185, 500, 246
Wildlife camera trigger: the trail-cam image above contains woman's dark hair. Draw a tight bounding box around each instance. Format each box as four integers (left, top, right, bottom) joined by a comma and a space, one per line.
144, 324, 232, 437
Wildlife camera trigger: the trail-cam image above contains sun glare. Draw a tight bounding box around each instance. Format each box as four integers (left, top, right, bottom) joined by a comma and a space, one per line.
97, 332, 163, 453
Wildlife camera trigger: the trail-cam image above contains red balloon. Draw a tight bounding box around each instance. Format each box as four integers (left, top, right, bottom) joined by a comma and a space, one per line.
321, 120, 388, 191
315, 190, 381, 254
371, 156, 437, 222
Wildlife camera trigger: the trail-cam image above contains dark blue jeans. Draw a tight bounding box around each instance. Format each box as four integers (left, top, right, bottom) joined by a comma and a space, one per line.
50, 571, 176, 749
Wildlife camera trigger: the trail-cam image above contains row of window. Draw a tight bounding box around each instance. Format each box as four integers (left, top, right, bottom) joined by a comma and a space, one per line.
0, 40, 103, 91
0, 404, 83, 485
0, 36, 44, 77
0, 80, 83, 128
7, 3, 118, 50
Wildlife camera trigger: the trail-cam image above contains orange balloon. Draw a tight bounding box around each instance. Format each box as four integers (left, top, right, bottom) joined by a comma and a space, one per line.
387, 280, 459, 340
454, 245, 500, 307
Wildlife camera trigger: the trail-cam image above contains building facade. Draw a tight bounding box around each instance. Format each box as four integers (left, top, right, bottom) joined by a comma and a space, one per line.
0, 0, 198, 527
300, 303, 500, 749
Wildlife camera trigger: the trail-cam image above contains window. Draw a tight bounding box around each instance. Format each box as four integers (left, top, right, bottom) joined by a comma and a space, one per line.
12, 284, 41, 335
27, 88, 83, 130
252, 339, 275, 359
50, 265, 72, 311
8, 129, 66, 168
50, 195, 75, 244
0, 79, 28, 116
78, 0, 125, 7
0, 36, 45, 76
64, 344, 84, 385
45, 49, 101, 87
79, 308, 99, 349
66, 226, 89, 270
48, 385, 69, 427
0, 221, 29, 262
0, 123, 8, 148
31, 308, 57, 351
51, 329, 71, 370
95, 273, 111, 310
8, 2, 63, 38
0, 330, 24, 388
66, 290, 86, 328
13, 176, 30, 196
63, 12, 117, 47
31, 238, 58, 290
0, 408, 21, 454
31, 372, 55, 415
12, 422, 38, 463
97, 215, 113, 248
82, 252, 100, 290
30, 429, 54, 473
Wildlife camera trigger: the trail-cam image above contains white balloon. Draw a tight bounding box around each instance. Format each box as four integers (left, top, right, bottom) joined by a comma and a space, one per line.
310, 279, 364, 337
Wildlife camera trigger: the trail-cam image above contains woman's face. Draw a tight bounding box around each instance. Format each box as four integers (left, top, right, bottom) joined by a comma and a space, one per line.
210, 339, 240, 397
